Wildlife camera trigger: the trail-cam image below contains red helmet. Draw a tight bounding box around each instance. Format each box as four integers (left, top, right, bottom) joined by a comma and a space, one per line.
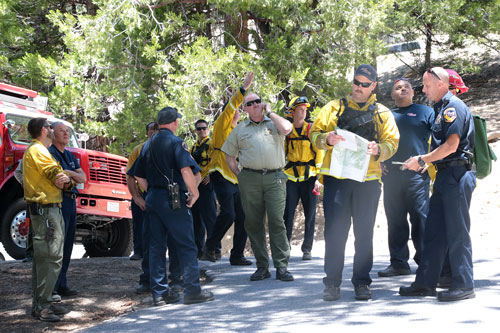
445, 69, 469, 95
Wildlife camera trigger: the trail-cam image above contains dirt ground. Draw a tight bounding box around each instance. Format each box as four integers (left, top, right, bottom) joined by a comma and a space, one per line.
1, 52, 499, 333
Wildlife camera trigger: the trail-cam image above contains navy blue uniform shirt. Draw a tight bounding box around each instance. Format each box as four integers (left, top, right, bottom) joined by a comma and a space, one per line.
431, 92, 474, 163
387, 103, 434, 163
48, 145, 80, 194
134, 128, 200, 192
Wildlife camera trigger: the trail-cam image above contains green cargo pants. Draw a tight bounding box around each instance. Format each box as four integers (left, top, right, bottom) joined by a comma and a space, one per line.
30, 205, 64, 312
237, 169, 290, 269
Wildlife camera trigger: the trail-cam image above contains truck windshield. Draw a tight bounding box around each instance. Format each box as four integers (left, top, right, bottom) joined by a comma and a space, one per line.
6, 114, 80, 148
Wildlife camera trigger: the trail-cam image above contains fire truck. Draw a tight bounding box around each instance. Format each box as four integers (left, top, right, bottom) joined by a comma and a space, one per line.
0, 83, 133, 260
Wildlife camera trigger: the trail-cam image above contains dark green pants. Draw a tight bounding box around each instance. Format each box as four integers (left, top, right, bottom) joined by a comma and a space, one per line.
31, 205, 64, 312
237, 170, 290, 269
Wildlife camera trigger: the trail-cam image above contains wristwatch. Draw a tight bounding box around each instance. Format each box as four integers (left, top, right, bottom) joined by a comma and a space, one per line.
266, 110, 273, 117
417, 156, 426, 167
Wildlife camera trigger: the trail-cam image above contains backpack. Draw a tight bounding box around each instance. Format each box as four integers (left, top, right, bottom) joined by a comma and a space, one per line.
472, 114, 497, 179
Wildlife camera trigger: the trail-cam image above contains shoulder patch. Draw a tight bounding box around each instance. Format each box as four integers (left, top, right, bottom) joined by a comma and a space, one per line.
182, 142, 189, 151
443, 108, 457, 122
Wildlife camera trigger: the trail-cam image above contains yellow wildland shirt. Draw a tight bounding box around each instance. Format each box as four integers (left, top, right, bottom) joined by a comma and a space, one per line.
23, 139, 65, 204
284, 122, 325, 182
208, 88, 246, 184
190, 136, 212, 179
310, 95, 399, 181
127, 141, 146, 193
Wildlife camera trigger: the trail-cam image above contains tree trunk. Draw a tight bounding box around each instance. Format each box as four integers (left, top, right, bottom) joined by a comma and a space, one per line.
425, 23, 432, 70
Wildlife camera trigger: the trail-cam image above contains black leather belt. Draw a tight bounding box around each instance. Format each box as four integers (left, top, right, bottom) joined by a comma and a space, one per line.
242, 167, 281, 175
434, 159, 470, 171
63, 192, 77, 199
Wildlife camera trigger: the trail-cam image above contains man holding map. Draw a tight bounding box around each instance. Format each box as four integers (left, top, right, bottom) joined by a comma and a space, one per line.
310, 64, 399, 301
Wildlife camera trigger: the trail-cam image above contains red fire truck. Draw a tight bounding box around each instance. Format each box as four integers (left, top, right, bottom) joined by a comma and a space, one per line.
0, 83, 133, 260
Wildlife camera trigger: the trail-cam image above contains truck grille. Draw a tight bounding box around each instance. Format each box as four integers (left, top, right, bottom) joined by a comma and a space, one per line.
88, 155, 127, 185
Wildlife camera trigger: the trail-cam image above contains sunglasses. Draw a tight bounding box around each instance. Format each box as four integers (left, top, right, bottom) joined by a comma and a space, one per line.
353, 79, 372, 88
43, 123, 51, 128
196, 126, 208, 131
245, 99, 261, 107
427, 68, 441, 81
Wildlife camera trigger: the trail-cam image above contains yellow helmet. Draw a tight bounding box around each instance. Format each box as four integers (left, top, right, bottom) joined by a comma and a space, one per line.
285, 96, 310, 117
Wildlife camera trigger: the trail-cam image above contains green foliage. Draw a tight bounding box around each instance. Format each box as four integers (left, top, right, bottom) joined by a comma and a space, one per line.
4, 0, 496, 157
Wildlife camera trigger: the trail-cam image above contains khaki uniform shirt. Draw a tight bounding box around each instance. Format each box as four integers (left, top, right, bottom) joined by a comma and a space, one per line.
222, 116, 286, 170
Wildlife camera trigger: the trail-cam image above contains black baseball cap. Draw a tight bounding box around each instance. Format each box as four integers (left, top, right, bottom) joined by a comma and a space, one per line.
157, 107, 182, 125
354, 64, 377, 82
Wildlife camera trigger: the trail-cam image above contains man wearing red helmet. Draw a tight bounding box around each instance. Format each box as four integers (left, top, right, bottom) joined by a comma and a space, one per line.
446, 69, 469, 96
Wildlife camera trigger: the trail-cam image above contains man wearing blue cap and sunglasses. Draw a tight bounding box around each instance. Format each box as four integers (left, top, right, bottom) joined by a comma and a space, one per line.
310, 64, 399, 301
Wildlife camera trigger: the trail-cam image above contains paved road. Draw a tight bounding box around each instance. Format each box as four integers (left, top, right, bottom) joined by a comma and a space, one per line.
80, 143, 500, 332
80, 247, 500, 332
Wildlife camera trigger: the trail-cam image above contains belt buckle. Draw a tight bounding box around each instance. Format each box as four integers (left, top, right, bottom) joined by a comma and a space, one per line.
262, 168, 268, 175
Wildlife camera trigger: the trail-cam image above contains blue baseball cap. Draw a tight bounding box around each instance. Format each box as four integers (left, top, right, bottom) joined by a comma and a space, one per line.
157, 107, 182, 125
354, 64, 377, 82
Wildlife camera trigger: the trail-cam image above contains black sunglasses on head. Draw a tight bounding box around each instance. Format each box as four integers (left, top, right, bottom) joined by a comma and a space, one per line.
196, 126, 208, 131
43, 123, 50, 128
353, 79, 373, 88
427, 68, 441, 81
245, 98, 261, 107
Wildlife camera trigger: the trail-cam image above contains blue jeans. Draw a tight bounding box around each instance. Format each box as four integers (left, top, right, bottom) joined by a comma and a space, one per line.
322, 177, 381, 288
283, 177, 318, 253
382, 169, 430, 269
54, 196, 76, 291
146, 188, 201, 297
139, 196, 182, 288
415, 167, 475, 289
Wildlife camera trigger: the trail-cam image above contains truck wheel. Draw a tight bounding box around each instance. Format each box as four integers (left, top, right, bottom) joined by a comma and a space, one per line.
83, 219, 133, 257
1, 198, 28, 260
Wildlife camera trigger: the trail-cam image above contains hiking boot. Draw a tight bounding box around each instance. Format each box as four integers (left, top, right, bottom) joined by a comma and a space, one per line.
399, 284, 436, 297
323, 286, 340, 301
199, 249, 217, 262
438, 288, 475, 302
302, 252, 312, 261
229, 257, 252, 266
50, 303, 69, 316
57, 287, 78, 297
250, 267, 271, 281
354, 285, 372, 300
36, 308, 60, 322
184, 290, 215, 305
276, 267, 294, 282
378, 265, 411, 277
153, 290, 181, 306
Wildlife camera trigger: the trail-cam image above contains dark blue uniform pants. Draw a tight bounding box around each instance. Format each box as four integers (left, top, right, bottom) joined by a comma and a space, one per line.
205, 172, 247, 260
131, 199, 144, 256
283, 177, 318, 253
55, 196, 76, 291
191, 182, 219, 254
415, 166, 475, 289
146, 189, 201, 297
139, 209, 183, 288
383, 170, 429, 269
323, 177, 381, 288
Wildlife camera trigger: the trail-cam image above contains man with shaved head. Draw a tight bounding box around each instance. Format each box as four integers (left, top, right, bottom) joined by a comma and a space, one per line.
378, 78, 434, 278
399, 67, 476, 302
